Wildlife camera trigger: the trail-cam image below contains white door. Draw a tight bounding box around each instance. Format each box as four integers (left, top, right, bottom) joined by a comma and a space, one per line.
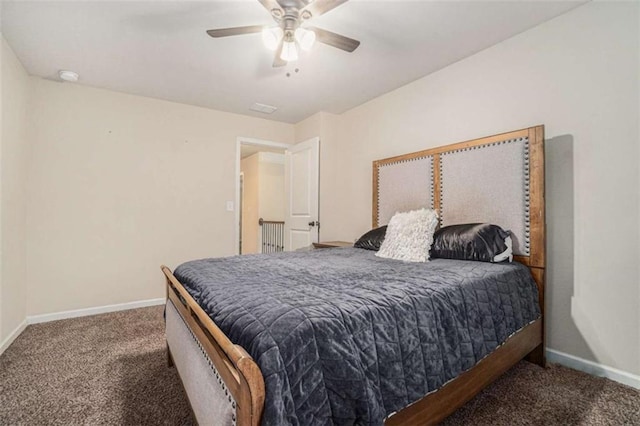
284, 137, 320, 251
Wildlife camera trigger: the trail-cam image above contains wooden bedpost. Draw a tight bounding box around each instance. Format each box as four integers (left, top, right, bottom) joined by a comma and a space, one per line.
525, 266, 545, 367
525, 125, 546, 367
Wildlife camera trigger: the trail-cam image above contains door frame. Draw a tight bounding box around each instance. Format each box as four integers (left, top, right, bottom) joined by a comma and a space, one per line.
235, 137, 291, 255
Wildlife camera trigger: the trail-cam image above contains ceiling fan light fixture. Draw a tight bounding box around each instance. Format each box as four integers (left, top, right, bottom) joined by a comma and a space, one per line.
280, 40, 298, 62
206, 0, 360, 68
294, 27, 316, 51
262, 27, 283, 51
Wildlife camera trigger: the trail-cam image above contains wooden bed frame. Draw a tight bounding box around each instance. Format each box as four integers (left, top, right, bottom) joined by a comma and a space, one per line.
162, 125, 545, 426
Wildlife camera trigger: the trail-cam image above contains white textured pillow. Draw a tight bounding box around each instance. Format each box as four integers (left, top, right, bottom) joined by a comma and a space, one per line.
376, 208, 439, 262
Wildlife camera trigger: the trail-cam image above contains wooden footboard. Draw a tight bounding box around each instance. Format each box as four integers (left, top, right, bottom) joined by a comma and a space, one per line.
162, 265, 265, 426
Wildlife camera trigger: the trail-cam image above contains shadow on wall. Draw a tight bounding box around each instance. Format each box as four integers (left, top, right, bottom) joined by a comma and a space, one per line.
545, 135, 596, 362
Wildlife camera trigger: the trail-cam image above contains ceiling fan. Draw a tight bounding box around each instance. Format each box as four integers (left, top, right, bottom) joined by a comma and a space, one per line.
206, 0, 360, 67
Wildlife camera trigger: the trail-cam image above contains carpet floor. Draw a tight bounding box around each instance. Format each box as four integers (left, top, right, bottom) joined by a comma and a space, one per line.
1, 306, 638, 425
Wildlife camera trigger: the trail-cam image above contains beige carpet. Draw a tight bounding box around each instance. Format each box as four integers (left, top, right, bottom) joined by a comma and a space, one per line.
1, 306, 638, 425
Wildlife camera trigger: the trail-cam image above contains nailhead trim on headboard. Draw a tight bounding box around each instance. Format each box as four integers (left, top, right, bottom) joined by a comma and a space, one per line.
373, 125, 544, 265
376, 155, 435, 223
440, 136, 530, 255
429, 157, 435, 210
524, 138, 531, 253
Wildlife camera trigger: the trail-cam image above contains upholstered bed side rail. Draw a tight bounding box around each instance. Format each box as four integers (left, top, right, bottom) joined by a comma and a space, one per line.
166, 300, 237, 426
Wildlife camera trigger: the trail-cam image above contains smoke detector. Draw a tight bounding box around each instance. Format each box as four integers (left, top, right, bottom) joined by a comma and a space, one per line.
59, 70, 79, 82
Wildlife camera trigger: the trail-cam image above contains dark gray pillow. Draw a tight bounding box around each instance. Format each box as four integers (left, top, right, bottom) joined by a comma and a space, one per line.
354, 226, 387, 251
430, 223, 512, 262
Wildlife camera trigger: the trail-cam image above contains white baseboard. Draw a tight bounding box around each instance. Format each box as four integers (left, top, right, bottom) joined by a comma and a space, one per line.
546, 348, 640, 389
1, 298, 166, 355
27, 298, 166, 324
0, 319, 28, 356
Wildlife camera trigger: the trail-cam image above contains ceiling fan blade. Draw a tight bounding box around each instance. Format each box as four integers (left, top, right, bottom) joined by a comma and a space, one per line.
308, 26, 360, 52
206, 25, 264, 38
273, 41, 287, 67
302, 0, 349, 18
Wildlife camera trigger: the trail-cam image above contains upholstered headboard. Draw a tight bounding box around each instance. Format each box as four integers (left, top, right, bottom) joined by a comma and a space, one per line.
372, 126, 545, 269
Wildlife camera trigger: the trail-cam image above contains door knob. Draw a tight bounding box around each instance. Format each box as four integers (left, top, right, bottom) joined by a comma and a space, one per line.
308, 221, 319, 227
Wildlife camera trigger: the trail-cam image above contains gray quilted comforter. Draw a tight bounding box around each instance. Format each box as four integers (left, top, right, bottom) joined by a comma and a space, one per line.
174, 247, 540, 426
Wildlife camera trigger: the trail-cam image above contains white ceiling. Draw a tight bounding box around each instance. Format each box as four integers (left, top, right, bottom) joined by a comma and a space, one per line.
1, 0, 584, 123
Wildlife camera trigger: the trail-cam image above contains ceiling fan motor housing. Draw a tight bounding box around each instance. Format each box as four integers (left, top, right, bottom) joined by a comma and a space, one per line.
280, 9, 303, 31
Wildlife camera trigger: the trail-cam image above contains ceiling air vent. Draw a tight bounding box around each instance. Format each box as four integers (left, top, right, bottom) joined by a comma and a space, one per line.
250, 103, 278, 114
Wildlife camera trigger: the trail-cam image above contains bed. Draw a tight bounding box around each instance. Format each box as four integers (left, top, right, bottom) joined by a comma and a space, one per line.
162, 125, 546, 425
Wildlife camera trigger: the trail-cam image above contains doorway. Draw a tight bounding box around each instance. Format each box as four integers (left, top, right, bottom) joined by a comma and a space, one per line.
236, 138, 289, 255
235, 137, 320, 255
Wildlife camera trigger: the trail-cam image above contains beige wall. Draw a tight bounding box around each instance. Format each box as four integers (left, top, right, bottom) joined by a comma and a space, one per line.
241, 154, 260, 254
1, 36, 3, 341
295, 112, 323, 143
26, 79, 294, 315
318, 2, 640, 375
258, 153, 285, 222
0, 37, 30, 342
0, 37, 3, 339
